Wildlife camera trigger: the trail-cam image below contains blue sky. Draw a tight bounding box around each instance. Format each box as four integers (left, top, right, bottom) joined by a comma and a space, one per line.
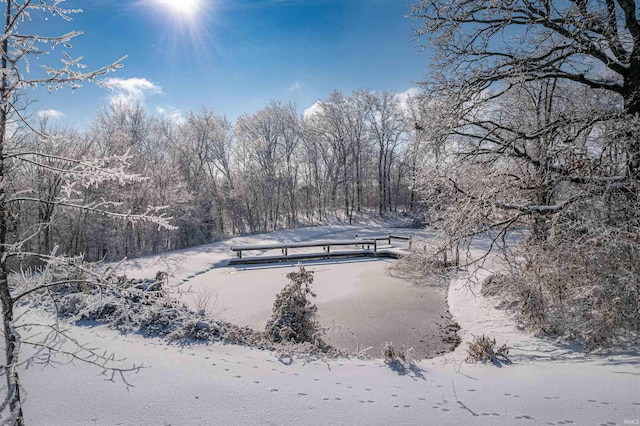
31, 0, 427, 127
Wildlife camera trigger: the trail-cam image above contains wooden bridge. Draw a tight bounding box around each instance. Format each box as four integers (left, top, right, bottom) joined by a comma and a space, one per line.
228, 234, 411, 265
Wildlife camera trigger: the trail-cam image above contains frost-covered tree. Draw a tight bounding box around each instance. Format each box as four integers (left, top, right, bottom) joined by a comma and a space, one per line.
410, 0, 640, 349
0, 2, 174, 424
304, 91, 360, 222
360, 90, 408, 216
235, 101, 303, 231
170, 107, 235, 240
411, 0, 640, 178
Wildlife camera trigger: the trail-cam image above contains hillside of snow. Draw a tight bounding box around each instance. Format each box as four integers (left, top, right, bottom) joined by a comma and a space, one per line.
9, 224, 640, 425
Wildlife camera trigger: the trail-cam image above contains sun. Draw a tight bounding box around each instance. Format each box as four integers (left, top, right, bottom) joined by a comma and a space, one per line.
158, 0, 202, 17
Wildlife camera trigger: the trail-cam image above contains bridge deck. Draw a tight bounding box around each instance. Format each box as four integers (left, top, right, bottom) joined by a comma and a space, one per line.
227, 249, 400, 265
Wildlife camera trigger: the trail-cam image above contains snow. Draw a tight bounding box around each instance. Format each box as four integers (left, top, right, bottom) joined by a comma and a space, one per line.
12, 225, 640, 425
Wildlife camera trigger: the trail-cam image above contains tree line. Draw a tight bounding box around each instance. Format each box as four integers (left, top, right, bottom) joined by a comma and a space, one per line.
10, 89, 423, 263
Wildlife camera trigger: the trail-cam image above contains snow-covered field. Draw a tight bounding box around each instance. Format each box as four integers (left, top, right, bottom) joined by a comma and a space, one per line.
14, 224, 640, 425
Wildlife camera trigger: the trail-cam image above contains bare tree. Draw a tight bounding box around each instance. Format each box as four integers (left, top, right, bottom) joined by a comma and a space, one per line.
305, 91, 357, 222
410, 0, 640, 349
235, 101, 303, 231
172, 108, 235, 239
411, 0, 640, 178
360, 90, 407, 216
0, 3, 174, 424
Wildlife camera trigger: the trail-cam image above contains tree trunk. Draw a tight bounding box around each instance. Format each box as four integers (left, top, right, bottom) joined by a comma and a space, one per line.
622, 25, 640, 179
378, 147, 385, 216
1, 2, 24, 421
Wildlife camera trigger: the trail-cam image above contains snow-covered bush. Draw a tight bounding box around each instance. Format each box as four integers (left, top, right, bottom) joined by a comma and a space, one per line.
465, 334, 511, 366
480, 199, 640, 352
390, 238, 458, 285
481, 273, 546, 327
26, 264, 346, 358
266, 265, 325, 346
382, 341, 409, 362
382, 342, 423, 377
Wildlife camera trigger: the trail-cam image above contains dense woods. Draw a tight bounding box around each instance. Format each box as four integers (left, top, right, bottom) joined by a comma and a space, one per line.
11, 91, 421, 262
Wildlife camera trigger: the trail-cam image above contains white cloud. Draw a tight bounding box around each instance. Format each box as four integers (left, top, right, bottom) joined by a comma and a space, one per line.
103, 77, 162, 105
303, 101, 322, 119
396, 87, 421, 111
156, 105, 185, 124
36, 109, 65, 120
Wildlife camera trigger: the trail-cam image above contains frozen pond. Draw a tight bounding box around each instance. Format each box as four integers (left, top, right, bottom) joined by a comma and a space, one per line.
176, 257, 458, 359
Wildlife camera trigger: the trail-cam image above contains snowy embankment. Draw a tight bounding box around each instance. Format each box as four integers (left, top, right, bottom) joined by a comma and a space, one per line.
15, 224, 640, 425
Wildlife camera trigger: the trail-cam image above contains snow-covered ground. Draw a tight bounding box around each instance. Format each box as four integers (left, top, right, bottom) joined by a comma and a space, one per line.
13, 224, 640, 425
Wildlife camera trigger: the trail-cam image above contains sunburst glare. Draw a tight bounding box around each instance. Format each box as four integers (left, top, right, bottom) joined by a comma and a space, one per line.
157, 0, 202, 18
135, 0, 219, 66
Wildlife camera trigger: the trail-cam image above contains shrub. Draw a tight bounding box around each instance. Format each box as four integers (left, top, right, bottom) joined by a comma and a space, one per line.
390, 239, 458, 285
382, 342, 423, 378
25, 264, 346, 358
482, 217, 640, 352
465, 334, 511, 366
382, 341, 408, 362
266, 265, 324, 345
